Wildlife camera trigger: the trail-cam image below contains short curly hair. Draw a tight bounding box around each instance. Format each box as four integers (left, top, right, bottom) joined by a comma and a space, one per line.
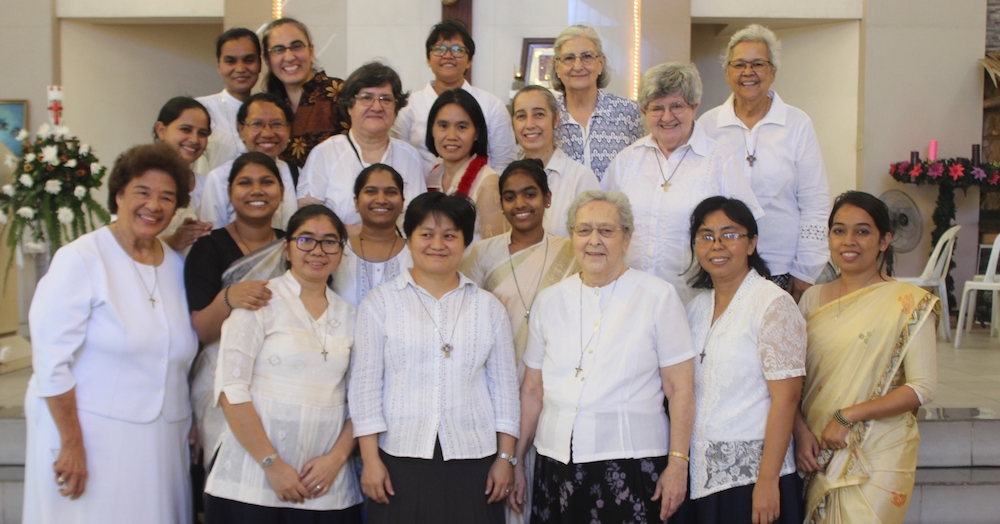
107, 143, 191, 213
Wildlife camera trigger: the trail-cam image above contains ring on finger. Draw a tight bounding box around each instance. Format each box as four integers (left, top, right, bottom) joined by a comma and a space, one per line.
56, 475, 66, 485
316, 484, 322, 491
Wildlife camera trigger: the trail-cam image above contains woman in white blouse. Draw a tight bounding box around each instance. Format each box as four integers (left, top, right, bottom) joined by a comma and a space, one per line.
512, 190, 695, 523
204, 205, 362, 522
23, 143, 198, 524
603, 62, 761, 304
674, 196, 805, 524
349, 192, 520, 524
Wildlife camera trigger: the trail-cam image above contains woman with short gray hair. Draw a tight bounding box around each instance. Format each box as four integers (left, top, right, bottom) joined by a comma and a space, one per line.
602, 62, 761, 304
698, 24, 830, 302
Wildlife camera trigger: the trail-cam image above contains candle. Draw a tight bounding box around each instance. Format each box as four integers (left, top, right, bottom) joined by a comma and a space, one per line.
911, 151, 920, 165
973, 144, 981, 166
929, 140, 938, 161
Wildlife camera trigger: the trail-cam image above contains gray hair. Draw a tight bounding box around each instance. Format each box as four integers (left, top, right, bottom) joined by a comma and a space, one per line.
722, 24, 781, 71
566, 190, 635, 236
551, 25, 610, 92
512, 85, 559, 124
638, 62, 703, 109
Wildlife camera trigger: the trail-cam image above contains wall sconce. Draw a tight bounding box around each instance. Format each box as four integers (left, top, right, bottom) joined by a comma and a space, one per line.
272, 0, 282, 19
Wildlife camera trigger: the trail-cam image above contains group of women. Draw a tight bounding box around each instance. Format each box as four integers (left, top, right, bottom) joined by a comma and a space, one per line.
20, 17, 937, 524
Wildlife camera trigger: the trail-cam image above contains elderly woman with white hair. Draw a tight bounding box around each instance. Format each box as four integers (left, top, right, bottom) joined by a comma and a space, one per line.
698, 24, 830, 302
509, 190, 695, 523
602, 62, 761, 304
551, 25, 643, 181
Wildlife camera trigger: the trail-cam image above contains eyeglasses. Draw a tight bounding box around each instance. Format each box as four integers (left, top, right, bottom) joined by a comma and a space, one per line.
694, 232, 749, 246
572, 225, 622, 238
241, 121, 288, 132
557, 52, 601, 66
430, 44, 469, 58
646, 102, 689, 118
726, 60, 772, 72
354, 93, 397, 107
267, 42, 309, 56
293, 236, 344, 254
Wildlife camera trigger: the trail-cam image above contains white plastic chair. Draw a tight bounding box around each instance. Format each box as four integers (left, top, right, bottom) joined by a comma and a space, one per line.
897, 225, 961, 342
955, 233, 1000, 348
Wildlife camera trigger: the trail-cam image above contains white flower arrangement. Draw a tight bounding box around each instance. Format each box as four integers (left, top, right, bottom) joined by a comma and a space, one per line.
16, 207, 35, 219
44, 179, 61, 194
18, 174, 33, 188
57, 207, 74, 224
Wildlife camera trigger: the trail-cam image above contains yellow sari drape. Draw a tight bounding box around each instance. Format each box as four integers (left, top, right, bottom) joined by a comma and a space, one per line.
802, 281, 939, 523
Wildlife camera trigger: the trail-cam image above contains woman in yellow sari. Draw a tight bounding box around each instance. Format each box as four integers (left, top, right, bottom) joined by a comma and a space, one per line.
794, 191, 938, 523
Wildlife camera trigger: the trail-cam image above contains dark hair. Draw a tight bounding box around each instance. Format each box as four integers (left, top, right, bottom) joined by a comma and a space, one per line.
261, 18, 314, 99
353, 163, 404, 198
237, 92, 294, 126
403, 192, 476, 248
284, 205, 349, 275
152, 97, 211, 141
425, 19, 475, 60
499, 158, 549, 195
687, 196, 769, 289
215, 27, 262, 60
338, 62, 409, 126
228, 152, 283, 187
107, 143, 192, 213
829, 190, 895, 277
424, 89, 489, 158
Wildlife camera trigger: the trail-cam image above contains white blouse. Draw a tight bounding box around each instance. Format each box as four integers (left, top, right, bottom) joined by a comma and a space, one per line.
685, 270, 805, 499
523, 269, 695, 464
205, 271, 362, 510
349, 271, 520, 460
602, 125, 763, 304
195, 89, 246, 174
331, 240, 412, 308
197, 157, 299, 230
543, 148, 601, 238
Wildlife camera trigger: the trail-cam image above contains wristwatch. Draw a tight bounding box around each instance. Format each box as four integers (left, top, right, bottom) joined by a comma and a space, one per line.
260, 453, 279, 468
498, 452, 518, 466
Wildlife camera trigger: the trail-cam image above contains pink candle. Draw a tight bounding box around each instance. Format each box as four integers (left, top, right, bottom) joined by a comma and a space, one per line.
929, 140, 938, 160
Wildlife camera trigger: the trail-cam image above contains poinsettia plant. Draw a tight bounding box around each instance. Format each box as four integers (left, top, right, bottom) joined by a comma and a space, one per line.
1, 123, 111, 284
889, 157, 1000, 188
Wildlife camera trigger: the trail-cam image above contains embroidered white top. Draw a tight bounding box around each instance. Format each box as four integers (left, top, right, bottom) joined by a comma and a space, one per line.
523, 269, 695, 464
543, 148, 601, 237
349, 271, 520, 460
296, 131, 427, 226
685, 270, 805, 499
698, 91, 830, 283
602, 124, 763, 304
195, 89, 247, 174
391, 80, 519, 175
198, 157, 299, 230
205, 271, 362, 510
331, 240, 412, 308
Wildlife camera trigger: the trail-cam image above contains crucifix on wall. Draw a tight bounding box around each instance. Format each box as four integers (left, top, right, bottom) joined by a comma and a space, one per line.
441, 0, 473, 82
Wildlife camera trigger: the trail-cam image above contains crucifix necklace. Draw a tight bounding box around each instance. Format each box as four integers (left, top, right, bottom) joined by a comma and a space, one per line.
311, 310, 331, 361
739, 96, 771, 167
412, 284, 468, 358
508, 235, 549, 321
654, 147, 690, 192
576, 273, 622, 377
111, 224, 159, 307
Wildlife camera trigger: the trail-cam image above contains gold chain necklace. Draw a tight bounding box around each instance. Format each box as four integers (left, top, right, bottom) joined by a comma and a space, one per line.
110, 224, 159, 308
576, 271, 623, 377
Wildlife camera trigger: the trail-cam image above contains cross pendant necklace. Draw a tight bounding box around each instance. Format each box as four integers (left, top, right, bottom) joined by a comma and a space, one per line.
508, 236, 549, 322
311, 309, 331, 362
654, 147, 690, 192
111, 224, 159, 308
576, 273, 622, 377
411, 284, 468, 359
746, 153, 757, 167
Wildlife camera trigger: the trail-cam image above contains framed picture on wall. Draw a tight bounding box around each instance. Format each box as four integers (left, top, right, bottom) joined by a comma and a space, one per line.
0, 100, 29, 158
521, 38, 557, 89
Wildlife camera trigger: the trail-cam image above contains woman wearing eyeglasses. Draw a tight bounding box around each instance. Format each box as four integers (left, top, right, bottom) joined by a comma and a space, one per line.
297, 62, 427, 228
551, 25, 643, 182
204, 205, 363, 523
698, 24, 830, 302
603, 62, 761, 304
392, 20, 518, 175
261, 18, 345, 168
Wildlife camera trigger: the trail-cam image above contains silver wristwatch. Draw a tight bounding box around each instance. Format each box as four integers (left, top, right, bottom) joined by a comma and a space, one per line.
498, 452, 518, 466
260, 453, 279, 468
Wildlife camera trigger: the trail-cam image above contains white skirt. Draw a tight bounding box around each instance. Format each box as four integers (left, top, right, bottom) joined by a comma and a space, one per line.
22, 381, 193, 524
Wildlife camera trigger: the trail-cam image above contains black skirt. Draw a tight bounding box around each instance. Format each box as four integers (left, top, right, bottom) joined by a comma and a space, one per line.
204, 495, 362, 524
668, 472, 804, 524
530, 452, 671, 524
365, 440, 505, 524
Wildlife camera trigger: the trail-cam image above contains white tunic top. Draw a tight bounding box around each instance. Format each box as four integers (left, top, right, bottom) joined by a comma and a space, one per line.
543, 148, 600, 237
685, 270, 805, 499
297, 131, 427, 226
350, 271, 520, 460
602, 124, 763, 304
698, 92, 830, 283
331, 240, 412, 308
206, 271, 362, 510
195, 89, 247, 174
198, 157, 299, 230
523, 269, 695, 464
391, 80, 519, 175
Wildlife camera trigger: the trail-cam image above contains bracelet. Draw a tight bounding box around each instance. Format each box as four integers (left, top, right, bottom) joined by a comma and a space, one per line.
834, 409, 855, 428
223, 286, 233, 309
668, 451, 690, 462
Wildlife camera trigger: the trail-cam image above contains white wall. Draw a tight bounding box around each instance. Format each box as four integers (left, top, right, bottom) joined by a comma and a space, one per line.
691, 0, 862, 20
57, 0, 223, 19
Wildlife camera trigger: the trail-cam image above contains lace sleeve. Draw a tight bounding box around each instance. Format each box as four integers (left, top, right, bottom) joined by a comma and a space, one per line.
215, 307, 266, 406
758, 294, 807, 380
476, 172, 508, 240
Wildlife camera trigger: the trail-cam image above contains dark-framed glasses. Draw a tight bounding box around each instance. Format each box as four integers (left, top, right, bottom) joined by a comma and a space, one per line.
354, 93, 397, 107
430, 44, 469, 58
572, 225, 622, 238
726, 60, 772, 72
557, 52, 601, 66
294, 236, 344, 254
646, 102, 689, 118
267, 41, 309, 56
695, 232, 749, 246
241, 121, 288, 132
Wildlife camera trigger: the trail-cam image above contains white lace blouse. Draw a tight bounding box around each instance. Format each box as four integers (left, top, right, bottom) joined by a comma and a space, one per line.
685, 270, 806, 499
205, 271, 362, 510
